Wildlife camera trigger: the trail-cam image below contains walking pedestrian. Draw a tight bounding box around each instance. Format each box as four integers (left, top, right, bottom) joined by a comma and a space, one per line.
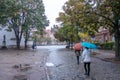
73, 42, 83, 64
81, 47, 91, 76
75, 49, 81, 64
32, 41, 36, 50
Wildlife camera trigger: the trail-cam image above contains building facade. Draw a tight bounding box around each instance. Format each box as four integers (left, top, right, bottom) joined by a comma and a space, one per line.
95, 28, 114, 43
0, 27, 32, 48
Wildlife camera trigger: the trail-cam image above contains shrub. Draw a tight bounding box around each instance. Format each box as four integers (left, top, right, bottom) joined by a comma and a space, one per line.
94, 41, 115, 49
102, 41, 114, 49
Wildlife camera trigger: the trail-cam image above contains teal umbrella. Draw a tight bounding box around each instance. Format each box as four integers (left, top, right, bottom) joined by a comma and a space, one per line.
81, 42, 97, 49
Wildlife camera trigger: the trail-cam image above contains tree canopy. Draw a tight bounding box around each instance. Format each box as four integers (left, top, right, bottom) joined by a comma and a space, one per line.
56, 0, 120, 59
0, 0, 49, 49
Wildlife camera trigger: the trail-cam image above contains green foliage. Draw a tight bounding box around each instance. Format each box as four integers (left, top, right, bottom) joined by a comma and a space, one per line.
54, 23, 80, 42
56, 0, 98, 39
92, 0, 120, 58
104, 41, 114, 49
94, 41, 115, 50
0, 0, 49, 49
56, 0, 120, 58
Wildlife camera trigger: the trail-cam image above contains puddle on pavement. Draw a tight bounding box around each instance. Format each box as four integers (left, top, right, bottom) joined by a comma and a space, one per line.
45, 62, 55, 67
12, 64, 32, 71
13, 74, 27, 80
34, 62, 41, 65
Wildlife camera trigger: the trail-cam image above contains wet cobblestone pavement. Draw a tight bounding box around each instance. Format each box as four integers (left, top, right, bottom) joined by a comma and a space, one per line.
45, 46, 120, 80
0, 45, 120, 80
0, 48, 49, 80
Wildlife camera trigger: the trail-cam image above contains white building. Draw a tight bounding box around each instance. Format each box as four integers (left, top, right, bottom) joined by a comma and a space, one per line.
0, 27, 32, 48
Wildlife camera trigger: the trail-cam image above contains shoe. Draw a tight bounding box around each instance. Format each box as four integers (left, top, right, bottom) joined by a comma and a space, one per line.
84, 73, 87, 75
87, 73, 90, 76
77, 61, 79, 64
87, 74, 90, 76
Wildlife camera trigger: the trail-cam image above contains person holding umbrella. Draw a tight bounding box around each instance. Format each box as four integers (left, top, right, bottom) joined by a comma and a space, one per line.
81, 47, 91, 76
73, 42, 83, 64
81, 42, 97, 76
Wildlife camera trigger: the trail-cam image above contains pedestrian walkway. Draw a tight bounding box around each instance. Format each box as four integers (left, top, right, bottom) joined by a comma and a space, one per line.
0, 46, 120, 80
92, 49, 120, 63
0, 49, 49, 80
93, 50, 115, 58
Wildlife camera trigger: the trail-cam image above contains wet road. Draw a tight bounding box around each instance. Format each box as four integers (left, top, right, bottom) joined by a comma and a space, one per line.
39, 45, 120, 80
0, 45, 120, 80
39, 45, 86, 80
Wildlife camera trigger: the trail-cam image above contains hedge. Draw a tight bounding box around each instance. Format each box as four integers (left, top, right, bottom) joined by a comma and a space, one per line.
94, 41, 115, 50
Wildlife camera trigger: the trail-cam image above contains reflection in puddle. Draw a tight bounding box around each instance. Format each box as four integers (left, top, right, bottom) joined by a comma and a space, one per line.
35, 62, 41, 65
13, 74, 27, 80
46, 62, 55, 67
12, 64, 32, 71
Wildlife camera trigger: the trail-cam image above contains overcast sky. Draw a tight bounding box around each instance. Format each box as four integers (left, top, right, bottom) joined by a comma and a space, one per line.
43, 0, 68, 29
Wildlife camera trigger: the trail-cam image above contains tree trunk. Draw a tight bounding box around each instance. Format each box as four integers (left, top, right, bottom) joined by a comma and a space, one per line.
24, 39, 28, 49
16, 38, 21, 49
114, 31, 120, 60
24, 31, 30, 49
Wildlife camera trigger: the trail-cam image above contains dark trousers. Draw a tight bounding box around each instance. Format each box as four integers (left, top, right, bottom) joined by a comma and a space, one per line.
75, 50, 80, 64
76, 56, 79, 64
84, 62, 91, 76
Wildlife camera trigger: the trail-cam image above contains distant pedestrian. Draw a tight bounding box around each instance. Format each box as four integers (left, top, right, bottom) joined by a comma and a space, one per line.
81, 47, 91, 76
73, 42, 83, 64
32, 41, 36, 50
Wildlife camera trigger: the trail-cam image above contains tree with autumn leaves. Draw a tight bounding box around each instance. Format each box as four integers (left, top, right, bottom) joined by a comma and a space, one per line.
0, 0, 49, 49
55, 0, 120, 59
